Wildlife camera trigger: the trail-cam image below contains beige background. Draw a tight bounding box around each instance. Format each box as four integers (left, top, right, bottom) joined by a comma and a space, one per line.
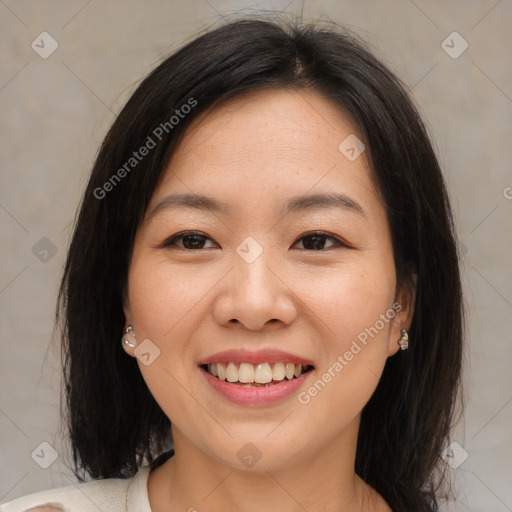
1, 1, 511, 511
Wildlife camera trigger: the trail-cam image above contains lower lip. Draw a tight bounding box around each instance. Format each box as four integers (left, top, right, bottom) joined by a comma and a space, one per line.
200, 367, 313, 406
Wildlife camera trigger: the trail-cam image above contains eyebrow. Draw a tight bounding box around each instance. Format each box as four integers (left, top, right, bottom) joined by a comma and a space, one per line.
148, 191, 365, 220
149, 193, 232, 220
281, 192, 365, 217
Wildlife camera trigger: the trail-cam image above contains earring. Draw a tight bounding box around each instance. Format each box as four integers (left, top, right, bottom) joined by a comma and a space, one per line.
398, 329, 409, 351
122, 325, 137, 348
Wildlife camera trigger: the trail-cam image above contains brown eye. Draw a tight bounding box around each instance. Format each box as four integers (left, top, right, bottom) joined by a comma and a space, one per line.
162, 231, 217, 250
293, 231, 346, 251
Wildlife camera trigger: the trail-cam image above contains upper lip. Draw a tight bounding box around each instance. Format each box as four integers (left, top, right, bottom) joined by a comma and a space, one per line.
198, 349, 315, 367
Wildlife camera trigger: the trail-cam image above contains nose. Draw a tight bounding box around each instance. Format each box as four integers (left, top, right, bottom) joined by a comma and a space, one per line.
212, 249, 298, 331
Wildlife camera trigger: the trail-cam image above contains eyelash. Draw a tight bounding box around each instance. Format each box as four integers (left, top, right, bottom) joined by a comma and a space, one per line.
159, 230, 351, 251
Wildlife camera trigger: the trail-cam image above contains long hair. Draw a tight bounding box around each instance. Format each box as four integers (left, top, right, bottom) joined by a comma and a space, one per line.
57, 17, 464, 512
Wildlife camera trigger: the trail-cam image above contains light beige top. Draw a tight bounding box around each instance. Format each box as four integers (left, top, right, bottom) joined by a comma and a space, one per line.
0, 465, 152, 512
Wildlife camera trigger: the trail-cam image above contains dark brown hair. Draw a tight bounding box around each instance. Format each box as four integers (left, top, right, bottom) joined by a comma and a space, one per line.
57, 17, 464, 512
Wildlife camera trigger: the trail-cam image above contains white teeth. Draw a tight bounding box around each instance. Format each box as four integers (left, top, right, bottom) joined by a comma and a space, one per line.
226, 362, 238, 383
254, 363, 273, 384
206, 362, 310, 384
238, 363, 255, 383
272, 362, 286, 381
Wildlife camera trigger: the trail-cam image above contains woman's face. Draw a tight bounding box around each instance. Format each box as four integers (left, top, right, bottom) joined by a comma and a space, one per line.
123, 88, 413, 470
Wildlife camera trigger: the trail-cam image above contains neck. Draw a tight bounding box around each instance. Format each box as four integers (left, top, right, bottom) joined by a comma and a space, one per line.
147, 418, 389, 512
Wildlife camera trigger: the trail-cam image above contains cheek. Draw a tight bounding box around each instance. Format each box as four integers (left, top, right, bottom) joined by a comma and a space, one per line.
295, 260, 396, 423
300, 258, 396, 347
126, 258, 208, 431
128, 258, 214, 339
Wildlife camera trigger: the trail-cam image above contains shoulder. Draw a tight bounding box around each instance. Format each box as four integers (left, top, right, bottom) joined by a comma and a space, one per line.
0, 478, 129, 512
0, 466, 152, 512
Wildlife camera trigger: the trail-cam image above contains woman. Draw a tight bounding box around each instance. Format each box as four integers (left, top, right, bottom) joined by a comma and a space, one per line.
1, 17, 464, 512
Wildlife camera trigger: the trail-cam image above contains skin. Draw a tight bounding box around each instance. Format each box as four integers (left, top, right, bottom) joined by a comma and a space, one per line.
122, 88, 415, 512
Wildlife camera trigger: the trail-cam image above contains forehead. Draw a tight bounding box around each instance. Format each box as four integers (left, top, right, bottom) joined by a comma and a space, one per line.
151, 88, 382, 222
171, 88, 362, 166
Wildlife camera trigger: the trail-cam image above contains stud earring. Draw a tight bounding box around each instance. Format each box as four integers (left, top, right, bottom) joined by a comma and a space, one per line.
398, 329, 409, 350
122, 325, 137, 348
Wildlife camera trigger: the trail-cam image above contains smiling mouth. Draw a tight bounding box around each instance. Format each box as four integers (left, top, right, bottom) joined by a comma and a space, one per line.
201, 362, 314, 387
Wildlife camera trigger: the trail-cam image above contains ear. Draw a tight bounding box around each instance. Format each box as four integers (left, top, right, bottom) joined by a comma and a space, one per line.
387, 272, 417, 357
121, 284, 135, 356
121, 281, 132, 322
